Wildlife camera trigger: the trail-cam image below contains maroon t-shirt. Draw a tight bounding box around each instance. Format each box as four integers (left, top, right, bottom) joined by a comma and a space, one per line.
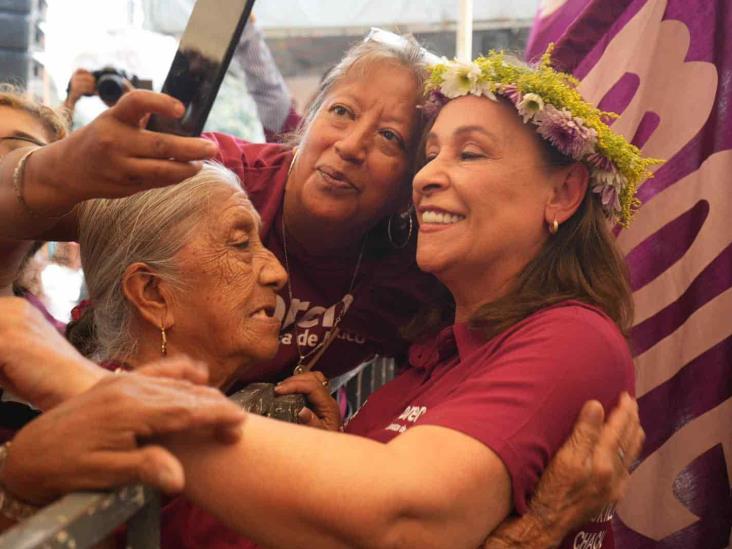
345, 301, 634, 548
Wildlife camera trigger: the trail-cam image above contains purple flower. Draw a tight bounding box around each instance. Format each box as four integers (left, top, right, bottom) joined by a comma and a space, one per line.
592, 170, 623, 214
535, 105, 598, 160
601, 185, 621, 211
586, 152, 616, 172
421, 90, 449, 119
500, 84, 522, 104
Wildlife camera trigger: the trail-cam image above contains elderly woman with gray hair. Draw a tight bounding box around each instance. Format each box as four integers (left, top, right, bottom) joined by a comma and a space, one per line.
68, 163, 288, 390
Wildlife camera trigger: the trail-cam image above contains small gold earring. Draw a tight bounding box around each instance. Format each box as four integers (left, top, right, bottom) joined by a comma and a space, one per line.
160, 325, 168, 356
549, 218, 559, 235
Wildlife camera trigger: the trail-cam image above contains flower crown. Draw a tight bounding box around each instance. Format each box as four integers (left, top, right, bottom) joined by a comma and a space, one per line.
424, 47, 661, 227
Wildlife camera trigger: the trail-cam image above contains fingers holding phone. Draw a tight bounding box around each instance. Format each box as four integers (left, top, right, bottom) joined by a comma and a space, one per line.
24, 90, 219, 217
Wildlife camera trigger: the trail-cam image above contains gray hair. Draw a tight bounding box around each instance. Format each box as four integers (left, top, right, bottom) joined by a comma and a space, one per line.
76, 162, 246, 361
293, 34, 430, 146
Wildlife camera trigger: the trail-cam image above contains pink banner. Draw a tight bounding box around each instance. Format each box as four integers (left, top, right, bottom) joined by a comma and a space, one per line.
527, 1, 732, 547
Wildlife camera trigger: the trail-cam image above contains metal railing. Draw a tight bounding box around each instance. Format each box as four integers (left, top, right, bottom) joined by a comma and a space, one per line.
0, 485, 160, 549
0, 357, 395, 548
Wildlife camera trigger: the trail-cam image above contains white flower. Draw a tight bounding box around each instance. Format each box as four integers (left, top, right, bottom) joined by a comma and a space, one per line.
592, 169, 623, 190
476, 81, 499, 101
440, 61, 483, 98
516, 93, 545, 123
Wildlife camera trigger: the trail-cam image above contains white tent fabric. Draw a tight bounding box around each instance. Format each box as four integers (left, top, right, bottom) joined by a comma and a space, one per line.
144, 0, 538, 35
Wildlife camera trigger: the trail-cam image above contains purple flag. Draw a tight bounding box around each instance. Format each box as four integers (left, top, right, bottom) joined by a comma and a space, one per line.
527, 1, 732, 548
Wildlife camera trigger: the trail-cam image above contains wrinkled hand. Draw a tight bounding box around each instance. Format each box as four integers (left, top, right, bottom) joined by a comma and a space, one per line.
25, 90, 219, 217
65, 68, 96, 106
482, 394, 644, 548
275, 371, 342, 431
527, 393, 644, 540
1, 363, 246, 505
0, 297, 106, 410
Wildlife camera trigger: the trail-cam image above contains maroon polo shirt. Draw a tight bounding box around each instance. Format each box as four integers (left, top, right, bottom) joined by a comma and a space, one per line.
345, 301, 634, 548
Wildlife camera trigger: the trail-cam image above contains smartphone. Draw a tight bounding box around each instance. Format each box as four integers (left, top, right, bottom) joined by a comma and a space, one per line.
147, 0, 256, 136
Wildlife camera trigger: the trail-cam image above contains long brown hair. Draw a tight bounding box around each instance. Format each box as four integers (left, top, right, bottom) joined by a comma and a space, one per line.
470, 174, 634, 340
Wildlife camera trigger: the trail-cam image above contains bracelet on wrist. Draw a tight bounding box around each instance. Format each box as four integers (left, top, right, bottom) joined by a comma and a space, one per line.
0, 442, 42, 521
12, 147, 61, 220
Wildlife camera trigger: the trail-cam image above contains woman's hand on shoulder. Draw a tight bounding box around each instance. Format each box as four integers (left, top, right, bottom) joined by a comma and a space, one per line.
275, 371, 342, 431
482, 394, 643, 548
25, 90, 219, 216
518, 393, 643, 545
1, 357, 246, 505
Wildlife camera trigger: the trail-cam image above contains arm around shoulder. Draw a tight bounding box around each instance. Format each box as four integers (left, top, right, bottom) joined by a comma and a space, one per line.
169, 415, 513, 549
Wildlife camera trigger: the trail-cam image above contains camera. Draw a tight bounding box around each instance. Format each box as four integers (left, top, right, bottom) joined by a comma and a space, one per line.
88, 67, 152, 105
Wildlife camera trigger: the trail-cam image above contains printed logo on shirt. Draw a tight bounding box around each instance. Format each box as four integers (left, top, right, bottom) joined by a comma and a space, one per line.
274, 293, 366, 349
568, 507, 613, 549
591, 506, 614, 523
384, 405, 429, 434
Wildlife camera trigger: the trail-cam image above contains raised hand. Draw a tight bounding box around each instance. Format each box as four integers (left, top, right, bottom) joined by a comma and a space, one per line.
20, 90, 219, 218
63, 68, 96, 111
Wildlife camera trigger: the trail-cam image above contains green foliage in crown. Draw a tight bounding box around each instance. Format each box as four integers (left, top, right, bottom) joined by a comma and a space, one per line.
424, 47, 662, 227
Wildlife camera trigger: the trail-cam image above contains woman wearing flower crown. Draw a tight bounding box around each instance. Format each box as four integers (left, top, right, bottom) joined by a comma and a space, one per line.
73, 52, 646, 548
0, 35, 646, 545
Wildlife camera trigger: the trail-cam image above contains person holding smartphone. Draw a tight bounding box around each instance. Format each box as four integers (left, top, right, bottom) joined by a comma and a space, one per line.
0, 33, 645, 547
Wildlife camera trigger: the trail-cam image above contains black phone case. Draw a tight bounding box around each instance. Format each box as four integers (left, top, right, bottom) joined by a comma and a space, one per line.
147, 0, 256, 137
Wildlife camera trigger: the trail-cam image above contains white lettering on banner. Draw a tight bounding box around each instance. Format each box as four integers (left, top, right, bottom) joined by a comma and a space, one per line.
573, 531, 605, 549
385, 423, 407, 433
336, 331, 366, 344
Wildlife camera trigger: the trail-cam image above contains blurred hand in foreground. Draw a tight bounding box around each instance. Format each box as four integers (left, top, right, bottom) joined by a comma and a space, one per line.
2, 358, 246, 505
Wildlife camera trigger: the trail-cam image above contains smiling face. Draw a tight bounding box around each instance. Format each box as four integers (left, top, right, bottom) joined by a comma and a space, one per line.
166, 186, 287, 388
0, 105, 50, 156
413, 95, 558, 317
286, 60, 421, 242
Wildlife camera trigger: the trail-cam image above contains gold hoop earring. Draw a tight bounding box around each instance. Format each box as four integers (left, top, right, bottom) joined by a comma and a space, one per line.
549, 218, 559, 235
160, 325, 168, 356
